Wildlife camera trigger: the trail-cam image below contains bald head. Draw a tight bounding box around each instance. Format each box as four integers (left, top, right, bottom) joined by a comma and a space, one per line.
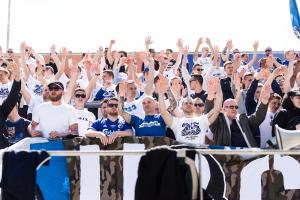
223, 99, 237, 108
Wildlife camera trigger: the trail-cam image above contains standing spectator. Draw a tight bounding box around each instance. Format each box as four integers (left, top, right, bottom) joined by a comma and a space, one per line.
0, 62, 21, 148
193, 98, 205, 117
86, 97, 132, 145
206, 83, 271, 147
259, 94, 282, 148
31, 81, 78, 138
193, 37, 214, 71
118, 81, 167, 137
73, 88, 96, 136
6, 104, 32, 144
159, 76, 222, 145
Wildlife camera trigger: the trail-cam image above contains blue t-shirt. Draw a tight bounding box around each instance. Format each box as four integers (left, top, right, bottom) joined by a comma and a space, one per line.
90, 117, 132, 136
5, 117, 31, 144
130, 114, 166, 136
94, 87, 116, 101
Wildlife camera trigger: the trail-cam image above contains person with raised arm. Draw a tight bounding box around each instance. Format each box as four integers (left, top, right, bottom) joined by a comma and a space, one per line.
193, 37, 214, 71
0, 61, 21, 148
158, 76, 222, 145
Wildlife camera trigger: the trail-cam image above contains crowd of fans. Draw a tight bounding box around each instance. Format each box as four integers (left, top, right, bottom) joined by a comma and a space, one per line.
0, 37, 299, 149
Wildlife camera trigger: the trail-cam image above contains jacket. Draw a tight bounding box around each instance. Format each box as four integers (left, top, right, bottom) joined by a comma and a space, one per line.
205, 99, 268, 147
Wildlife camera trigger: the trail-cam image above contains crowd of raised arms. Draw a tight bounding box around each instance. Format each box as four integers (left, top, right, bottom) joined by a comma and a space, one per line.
0, 36, 299, 149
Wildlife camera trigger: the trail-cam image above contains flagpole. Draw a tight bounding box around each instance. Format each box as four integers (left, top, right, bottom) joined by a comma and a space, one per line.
6, 0, 12, 51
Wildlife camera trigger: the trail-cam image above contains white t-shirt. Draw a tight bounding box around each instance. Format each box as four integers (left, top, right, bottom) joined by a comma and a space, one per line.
0, 81, 13, 105
259, 111, 276, 148
75, 108, 96, 136
170, 115, 211, 145
194, 57, 212, 71
28, 96, 44, 115
32, 102, 78, 138
124, 99, 145, 118
27, 75, 43, 98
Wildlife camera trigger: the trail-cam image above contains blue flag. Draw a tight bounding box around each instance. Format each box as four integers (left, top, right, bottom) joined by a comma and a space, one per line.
290, 0, 300, 39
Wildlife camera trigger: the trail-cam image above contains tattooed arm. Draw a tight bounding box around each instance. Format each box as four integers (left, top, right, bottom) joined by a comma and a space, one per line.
166, 88, 177, 113
118, 83, 132, 123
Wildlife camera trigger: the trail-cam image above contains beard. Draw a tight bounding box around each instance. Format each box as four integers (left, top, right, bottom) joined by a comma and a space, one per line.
49, 93, 63, 102
108, 110, 118, 117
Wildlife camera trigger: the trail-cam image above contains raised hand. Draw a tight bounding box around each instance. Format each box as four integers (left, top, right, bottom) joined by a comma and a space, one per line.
233, 53, 241, 72
157, 75, 169, 94
50, 44, 56, 53
61, 47, 68, 57
253, 41, 259, 51
118, 81, 126, 97
260, 84, 272, 103
286, 49, 296, 61
10, 61, 21, 81
110, 40, 116, 45
176, 38, 183, 50
226, 39, 233, 50
145, 36, 153, 47
197, 37, 203, 46
205, 37, 212, 45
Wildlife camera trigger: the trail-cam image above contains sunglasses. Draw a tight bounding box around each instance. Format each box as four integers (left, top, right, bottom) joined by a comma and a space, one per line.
7, 51, 13, 53
48, 87, 61, 91
108, 103, 118, 108
129, 87, 137, 90
195, 68, 204, 72
226, 105, 239, 110
194, 103, 204, 107
75, 94, 86, 98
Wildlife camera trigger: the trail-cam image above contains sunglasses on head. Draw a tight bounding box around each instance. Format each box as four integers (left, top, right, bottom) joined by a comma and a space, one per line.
194, 103, 204, 107
108, 103, 118, 108
75, 94, 86, 98
48, 87, 61, 91
226, 105, 239, 110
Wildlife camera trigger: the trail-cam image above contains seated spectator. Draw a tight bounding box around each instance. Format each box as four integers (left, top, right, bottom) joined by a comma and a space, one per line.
85, 97, 133, 145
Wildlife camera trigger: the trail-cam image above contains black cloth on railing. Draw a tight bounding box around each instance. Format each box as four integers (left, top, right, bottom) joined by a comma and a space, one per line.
135, 148, 187, 200
0, 151, 50, 200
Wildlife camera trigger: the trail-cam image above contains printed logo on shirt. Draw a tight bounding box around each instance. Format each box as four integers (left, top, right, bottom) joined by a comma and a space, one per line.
138, 121, 161, 128
181, 122, 201, 140
0, 88, 9, 99
78, 117, 89, 122
33, 84, 43, 96
103, 90, 115, 98
103, 129, 113, 136
124, 105, 137, 112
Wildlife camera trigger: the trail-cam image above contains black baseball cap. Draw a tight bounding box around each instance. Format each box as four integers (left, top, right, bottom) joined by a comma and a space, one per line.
48, 81, 64, 90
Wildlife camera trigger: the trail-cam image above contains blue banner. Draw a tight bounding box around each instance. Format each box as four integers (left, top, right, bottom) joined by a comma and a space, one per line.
290, 0, 300, 39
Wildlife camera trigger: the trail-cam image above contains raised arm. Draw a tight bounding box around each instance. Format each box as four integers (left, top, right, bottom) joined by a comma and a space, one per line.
222, 39, 233, 62
143, 53, 155, 95
145, 36, 153, 52
20, 77, 32, 105
173, 38, 183, 74
205, 37, 214, 56
157, 75, 173, 127
1, 62, 21, 119
181, 46, 191, 88
106, 40, 115, 66
50, 45, 63, 80
247, 41, 259, 68
63, 60, 79, 103
20, 42, 30, 80
193, 37, 203, 62
207, 78, 223, 125
117, 82, 132, 123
